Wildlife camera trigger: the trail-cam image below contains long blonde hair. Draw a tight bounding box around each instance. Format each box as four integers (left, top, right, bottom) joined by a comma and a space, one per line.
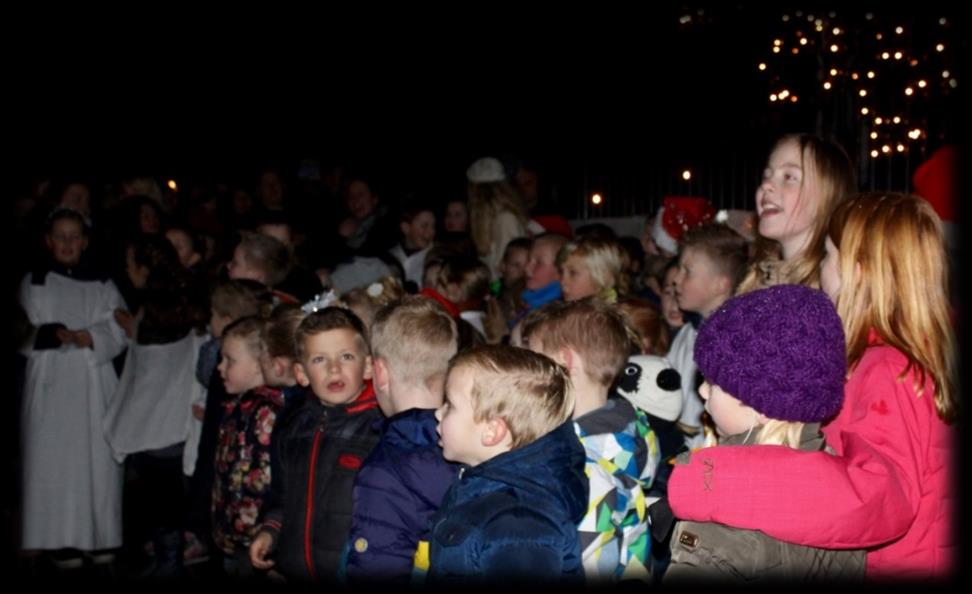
828, 192, 957, 423
737, 134, 856, 294
467, 181, 528, 258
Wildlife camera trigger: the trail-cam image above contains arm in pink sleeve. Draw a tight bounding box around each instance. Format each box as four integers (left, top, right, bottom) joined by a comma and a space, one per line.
668, 355, 923, 550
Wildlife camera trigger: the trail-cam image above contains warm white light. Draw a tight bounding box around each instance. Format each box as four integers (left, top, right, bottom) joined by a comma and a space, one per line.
799, 38, 808, 46
905, 87, 914, 96
881, 52, 890, 60
870, 150, 880, 158
682, 170, 692, 181
893, 116, 901, 124
782, 14, 790, 22
895, 26, 904, 34
791, 47, 800, 55
758, 63, 767, 71
894, 51, 903, 60
591, 194, 603, 205
875, 117, 883, 124
943, 70, 950, 78
779, 89, 790, 99
772, 47, 781, 53
870, 132, 878, 139
774, 39, 782, 46
830, 44, 839, 52
679, 15, 692, 24
833, 27, 841, 35
852, 72, 860, 80
897, 144, 906, 152
882, 145, 891, 154
867, 71, 876, 79
791, 95, 798, 103
917, 80, 927, 88
859, 89, 868, 97
939, 18, 947, 25
936, 43, 945, 52
830, 68, 838, 76
770, 94, 778, 101
949, 79, 958, 88
861, 107, 869, 115
167, 180, 178, 191
823, 82, 832, 90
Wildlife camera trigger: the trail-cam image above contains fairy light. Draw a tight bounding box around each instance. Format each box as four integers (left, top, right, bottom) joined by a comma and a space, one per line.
790, 95, 798, 103
830, 44, 839, 53
867, 71, 876, 79
799, 37, 808, 46
830, 68, 838, 76
758, 62, 767, 71
859, 89, 868, 97
875, 117, 883, 124
870, 131, 878, 139
774, 39, 782, 47
792, 47, 800, 55
876, 33, 883, 40
881, 52, 890, 60
918, 80, 927, 88
893, 116, 901, 124
770, 93, 778, 101
949, 79, 957, 88
591, 194, 602, 206
861, 107, 870, 115
823, 81, 832, 90
905, 86, 914, 96
897, 144, 906, 152
682, 170, 692, 181
167, 180, 178, 191
851, 72, 860, 80
882, 145, 891, 154
773, 46, 781, 53
894, 51, 903, 60
779, 89, 790, 99
943, 70, 950, 78
895, 26, 904, 34
870, 149, 880, 158
936, 43, 945, 52
833, 27, 841, 35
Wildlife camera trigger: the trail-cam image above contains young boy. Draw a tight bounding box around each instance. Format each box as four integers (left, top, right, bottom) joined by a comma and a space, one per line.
667, 224, 748, 449
344, 296, 459, 583
522, 299, 659, 583
428, 345, 588, 582
389, 204, 436, 291
249, 307, 382, 582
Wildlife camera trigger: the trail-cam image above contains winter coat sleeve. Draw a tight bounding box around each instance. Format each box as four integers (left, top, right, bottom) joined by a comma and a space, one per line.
480, 510, 569, 579
668, 355, 921, 550
85, 280, 128, 365
258, 423, 287, 549
345, 463, 420, 582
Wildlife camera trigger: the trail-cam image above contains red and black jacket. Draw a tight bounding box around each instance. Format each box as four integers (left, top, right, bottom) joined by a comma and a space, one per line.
258, 382, 381, 582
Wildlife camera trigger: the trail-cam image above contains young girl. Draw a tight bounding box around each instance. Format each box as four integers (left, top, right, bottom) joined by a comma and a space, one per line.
668, 192, 956, 579
737, 133, 856, 293
259, 302, 308, 421
212, 316, 283, 577
660, 284, 865, 581
19, 208, 128, 567
466, 156, 529, 280
557, 236, 628, 303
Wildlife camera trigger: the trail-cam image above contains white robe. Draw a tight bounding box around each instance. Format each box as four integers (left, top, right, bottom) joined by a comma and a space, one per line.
19, 271, 127, 550
104, 330, 208, 476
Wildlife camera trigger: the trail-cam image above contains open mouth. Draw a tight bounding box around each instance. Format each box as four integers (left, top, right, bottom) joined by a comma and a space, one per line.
327, 381, 345, 392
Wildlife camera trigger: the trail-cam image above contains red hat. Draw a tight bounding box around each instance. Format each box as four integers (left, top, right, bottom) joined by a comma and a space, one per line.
530, 215, 574, 239
651, 196, 716, 255
912, 145, 956, 223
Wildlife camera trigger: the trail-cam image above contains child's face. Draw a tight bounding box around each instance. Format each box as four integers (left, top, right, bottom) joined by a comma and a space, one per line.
674, 247, 727, 318
559, 254, 597, 302
756, 138, 820, 258
820, 236, 842, 304
524, 240, 561, 291
218, 336, 265, 395
423, 263, 442, 291
226, 244, 263, 283
46, 218, 88, 267
500, 247, 529, 285
444, 201, 468, 233
296, 328, 373, 406
165, 229, 199, 269
699, 381, 760, 437
209, 308, 233, 339
436, 365, 491, 466
660, 266, 685, 329
402, 211, 436, 250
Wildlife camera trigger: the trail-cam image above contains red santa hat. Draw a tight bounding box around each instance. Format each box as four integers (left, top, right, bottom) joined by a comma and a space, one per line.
651, 196, 717, 255
912, 145, 957, 247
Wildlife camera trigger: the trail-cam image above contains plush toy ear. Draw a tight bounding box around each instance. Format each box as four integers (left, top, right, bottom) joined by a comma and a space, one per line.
657, 368, 681, 392
482, 417, 510, 447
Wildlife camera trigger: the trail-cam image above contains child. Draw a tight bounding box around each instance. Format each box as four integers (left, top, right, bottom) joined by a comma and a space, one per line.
669, 193, 956, 579
19, 208, 127, 567
617, 297, 670, 356
737, 133, 855, 293
344, 296, 460, 583
659, 284, 865, 581
558, 235, 628, 303
338, 276, 405, 333
259, 303, 308, 421
210, 316, 282, 576
434, 255, 491, 339
428, 345, 588, 582
523, 299, 659, 582
659, 260, 685, 341
249, 307, 382, 582
389, 204, 436, 290
667, 224, 749, 448
519, 232, 568, 319
227, 231, 297, 303
466, 156, 528, 280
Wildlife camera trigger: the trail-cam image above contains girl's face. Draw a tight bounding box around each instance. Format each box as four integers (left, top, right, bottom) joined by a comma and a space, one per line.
756, 138, 820, 259
820, 236, 842, 304
444, 201, 469, 233
46, 218, 88, 267
660, 266, 685, 329
559, 254, 597, 302
402, 211, 436, 250
700, 381, 761, 437
218, 336, 265, 395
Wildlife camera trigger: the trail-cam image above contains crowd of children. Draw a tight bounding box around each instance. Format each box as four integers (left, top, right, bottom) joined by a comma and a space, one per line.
12, 142, 957, 583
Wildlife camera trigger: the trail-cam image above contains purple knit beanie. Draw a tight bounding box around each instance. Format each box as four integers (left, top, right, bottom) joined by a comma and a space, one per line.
694, 284, 846, 423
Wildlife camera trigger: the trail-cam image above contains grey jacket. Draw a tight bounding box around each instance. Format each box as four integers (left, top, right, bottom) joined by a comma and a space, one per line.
663, 423, 866, 583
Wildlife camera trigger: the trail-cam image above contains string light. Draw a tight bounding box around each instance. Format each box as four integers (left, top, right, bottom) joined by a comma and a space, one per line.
859, 89, 868, 97
867, 71, 876, 79
167, 180, 178, 191
875, 117, 883, 124
897, 144, 906, 152
830, 68, 838, 76
682, 170, 692, 181
870, 149, 880, 158
773, 46, 781, 53
949, 79, 957, 88
905, 86, 914, 96
936, 43, 945, 52
892, 116, 901, 123
881, 52, 890, 60
894, 51, 903, 60
799, 38, 808, 46
591, 194, 603, 205
790, 95, 798, 103
870, 132, 878, 139
882, 145, 891, 154
770, 93, 778, 101
823, 81, 832, 90
779, 89, 790, 99
918, 80, 927, 88
758, 63, 767, 71
852, 72, 860, 80
943, 70, 950, 78
830, 44, 839, 52
832, 27, 841, 35
774, 39, 782, 46
895, 26, 904, 34
861, 107, 870, 115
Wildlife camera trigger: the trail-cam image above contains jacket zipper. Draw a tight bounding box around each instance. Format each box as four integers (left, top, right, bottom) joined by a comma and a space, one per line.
304, 422, 324, 580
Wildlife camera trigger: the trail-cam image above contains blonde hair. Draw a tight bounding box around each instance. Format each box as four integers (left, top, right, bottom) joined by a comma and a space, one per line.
339, 276, 405, 330
557, 236, 629, 301
449, 344, 573, 449
371, 296, 458, 389
223, 315, 266, 360
467, 180, 528, 258
827, 192, 957, 423
522, 299, 638, 388
680, 223, 750, 294
738, 134, 856, 294
753, 419, 806, 448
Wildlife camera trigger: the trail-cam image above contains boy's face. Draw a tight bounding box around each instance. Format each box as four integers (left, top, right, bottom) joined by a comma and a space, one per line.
500, 247, 529, 285
525, 240, 561, 291
699, 381, 760, 437
296, 328, 373, 406
559, 253, 596, 302
218, 336, 265, 395
226, 244, 264, 284
674, 247, 726, 318
46, 218, 88, 267
401, 211, 436, 250
436, 365, 491, 466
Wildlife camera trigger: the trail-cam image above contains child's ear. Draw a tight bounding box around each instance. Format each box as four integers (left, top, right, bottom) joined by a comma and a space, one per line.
293, 362, 311, 387
272, 356, 289, 379
372, 357, 389, 393
363, 355, 374, 381
481, 417, 510, 448
556, 347, 574, 373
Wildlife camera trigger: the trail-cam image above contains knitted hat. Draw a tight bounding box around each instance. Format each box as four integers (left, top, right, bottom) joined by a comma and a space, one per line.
466, 157, 506, 183
651, 196, 716, 255
694, 284, 846, 423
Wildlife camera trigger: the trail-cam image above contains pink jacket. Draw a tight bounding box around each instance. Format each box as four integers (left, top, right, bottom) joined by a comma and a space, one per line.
668, 335, 955, 579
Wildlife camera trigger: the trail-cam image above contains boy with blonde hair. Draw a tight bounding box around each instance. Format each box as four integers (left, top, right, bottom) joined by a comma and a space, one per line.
249, 307, 381, 582
428, 345, 588, 582
523, 298, 659, 583
344, 296, 460, 583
